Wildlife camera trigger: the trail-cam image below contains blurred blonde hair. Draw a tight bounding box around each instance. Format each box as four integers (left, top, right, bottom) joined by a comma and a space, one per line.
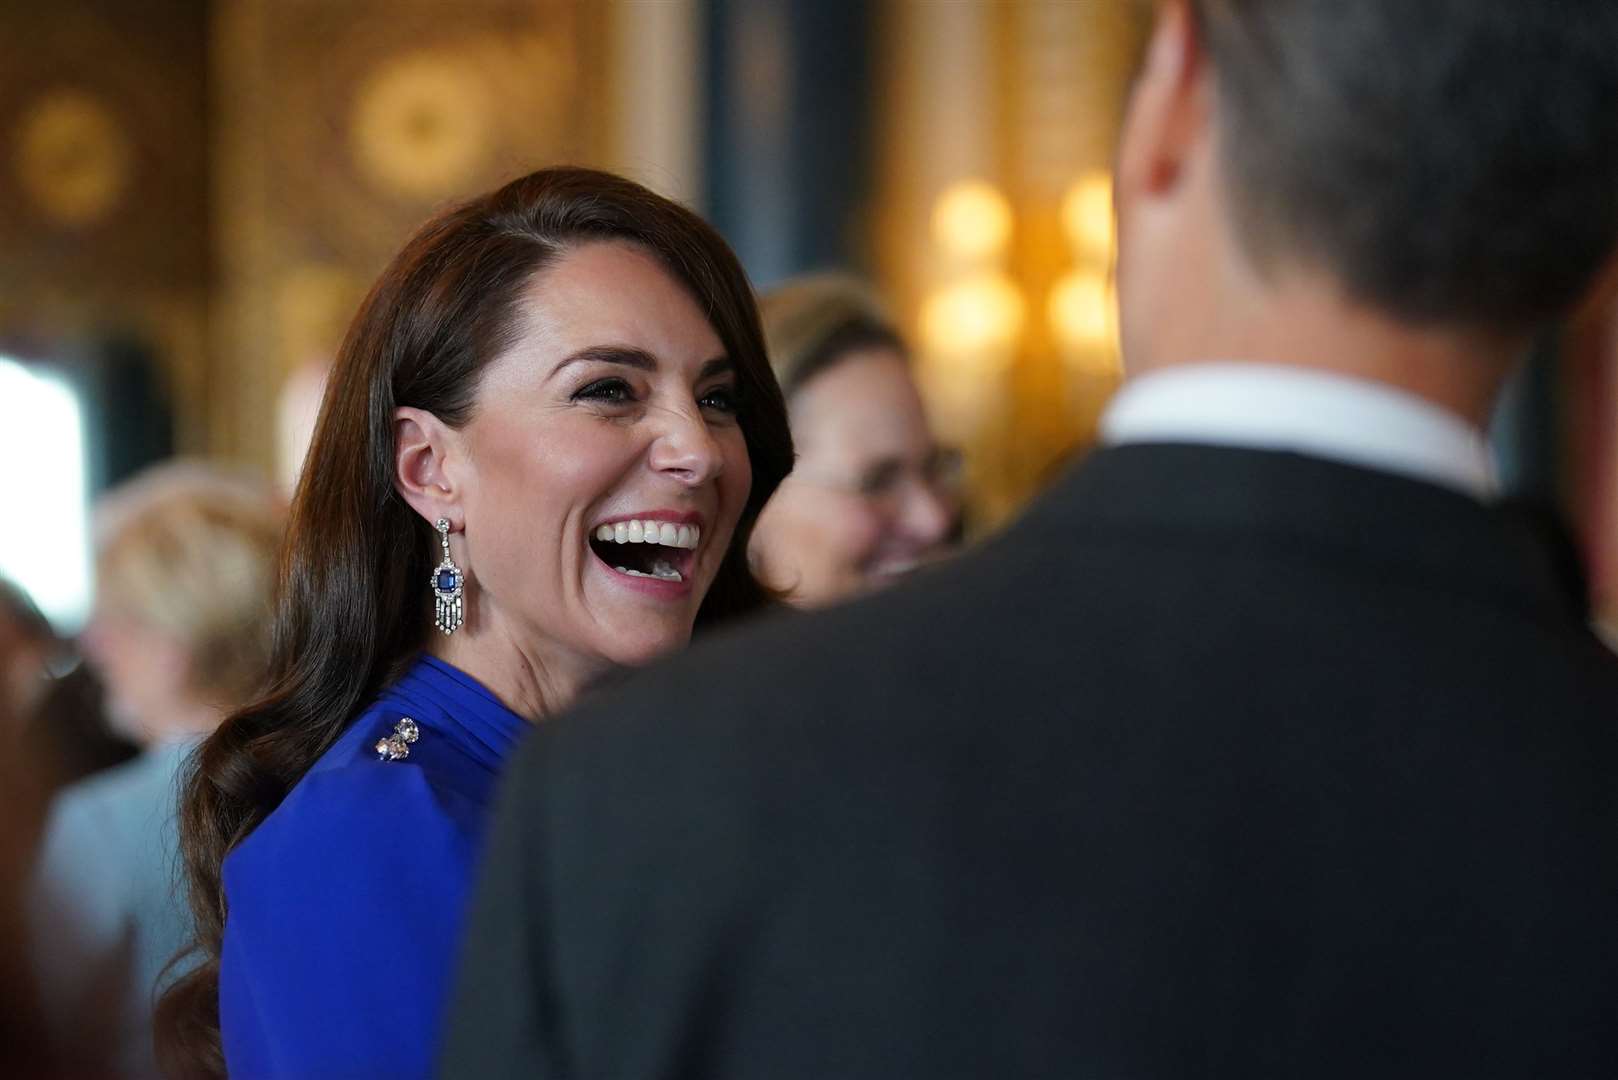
93, 462, 284, 710
758, 274, 906, 399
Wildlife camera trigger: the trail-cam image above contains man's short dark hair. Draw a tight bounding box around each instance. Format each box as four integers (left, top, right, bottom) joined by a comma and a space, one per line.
1193, 0, 1618, 333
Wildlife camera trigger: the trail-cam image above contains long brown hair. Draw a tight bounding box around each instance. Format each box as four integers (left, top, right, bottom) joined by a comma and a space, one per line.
155, 167, 793, 1076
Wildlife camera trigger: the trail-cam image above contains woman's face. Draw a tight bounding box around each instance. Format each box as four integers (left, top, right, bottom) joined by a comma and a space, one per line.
80, 608, 189, 744
448, 241, 752, 672
749, 347, 957, 606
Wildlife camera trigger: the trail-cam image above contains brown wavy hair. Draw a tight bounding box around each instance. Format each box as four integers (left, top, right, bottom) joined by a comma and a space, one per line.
154, 167, 793, 1076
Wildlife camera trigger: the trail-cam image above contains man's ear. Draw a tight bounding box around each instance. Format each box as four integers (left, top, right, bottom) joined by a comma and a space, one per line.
394, 406, 464, 530
1116, 0, 1210, 202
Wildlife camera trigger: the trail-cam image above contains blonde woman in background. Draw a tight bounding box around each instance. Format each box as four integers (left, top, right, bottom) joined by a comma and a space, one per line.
28, 462, 283, 1079
750, 275, 960, 605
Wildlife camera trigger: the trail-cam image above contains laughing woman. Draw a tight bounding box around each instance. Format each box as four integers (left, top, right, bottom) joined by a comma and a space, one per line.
156, 168, 792, 1079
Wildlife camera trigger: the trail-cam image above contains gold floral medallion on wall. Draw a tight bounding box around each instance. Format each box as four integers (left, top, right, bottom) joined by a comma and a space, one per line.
13, 88, 132, 227
349, 50, 495, 202
208, 0, 608, 469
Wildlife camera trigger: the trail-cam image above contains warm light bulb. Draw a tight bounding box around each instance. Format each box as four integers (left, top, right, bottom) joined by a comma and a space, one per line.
920, 271, 1026, 371
1061, 170, 1114, 261
1048, 269, 1116, 353
932, 180, 1014, 261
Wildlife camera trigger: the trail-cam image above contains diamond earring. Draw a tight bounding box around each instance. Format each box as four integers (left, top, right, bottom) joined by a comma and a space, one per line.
432, 517, 464, 635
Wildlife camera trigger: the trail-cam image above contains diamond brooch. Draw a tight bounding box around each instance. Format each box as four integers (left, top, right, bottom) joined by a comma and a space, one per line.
375, 717, 420, 762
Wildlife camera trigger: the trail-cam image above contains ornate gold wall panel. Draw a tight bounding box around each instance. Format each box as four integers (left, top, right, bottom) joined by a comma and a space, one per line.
0, 1, 210, 451
875, 0, 1150, 529
211, 0, 611, 472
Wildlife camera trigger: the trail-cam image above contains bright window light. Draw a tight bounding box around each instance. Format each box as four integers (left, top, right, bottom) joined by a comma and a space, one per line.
0, 357, 91, 631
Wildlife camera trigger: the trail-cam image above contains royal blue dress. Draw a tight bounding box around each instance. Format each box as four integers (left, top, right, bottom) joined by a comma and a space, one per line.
219, 655, 527, 1078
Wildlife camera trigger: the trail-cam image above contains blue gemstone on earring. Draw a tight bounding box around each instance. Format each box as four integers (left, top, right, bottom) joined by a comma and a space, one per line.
437, 570, 458, 592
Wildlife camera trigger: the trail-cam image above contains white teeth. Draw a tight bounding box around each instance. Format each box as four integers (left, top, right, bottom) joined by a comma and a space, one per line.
592, 520, 701, 550
613, 561, 684, 582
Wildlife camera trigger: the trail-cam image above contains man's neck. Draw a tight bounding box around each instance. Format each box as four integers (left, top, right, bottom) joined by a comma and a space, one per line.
1132, 267, 1525, 429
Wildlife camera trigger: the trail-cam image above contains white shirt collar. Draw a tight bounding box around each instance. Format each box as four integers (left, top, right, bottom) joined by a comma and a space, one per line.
1099, 362, 1497, 500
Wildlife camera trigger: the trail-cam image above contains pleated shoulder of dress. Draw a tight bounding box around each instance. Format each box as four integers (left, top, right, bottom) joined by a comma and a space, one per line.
218, 654, 528, 1080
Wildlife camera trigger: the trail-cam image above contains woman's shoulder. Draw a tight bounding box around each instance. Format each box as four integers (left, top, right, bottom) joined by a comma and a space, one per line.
223, 698, 505, 904
217, 703, 495, 1077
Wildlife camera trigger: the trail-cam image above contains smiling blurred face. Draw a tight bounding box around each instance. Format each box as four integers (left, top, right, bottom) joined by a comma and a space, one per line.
749, 347, 957, 606
80, 609, 189, 744
448, 241, 752, 673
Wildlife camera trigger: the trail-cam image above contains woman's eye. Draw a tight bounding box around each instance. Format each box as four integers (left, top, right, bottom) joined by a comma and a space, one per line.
858, 461, 903, 497
699, 385, 740, 414
574, 378, 635, 404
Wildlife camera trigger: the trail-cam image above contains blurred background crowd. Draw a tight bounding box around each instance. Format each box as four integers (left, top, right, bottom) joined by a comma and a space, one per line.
1, 1, 1616, 1075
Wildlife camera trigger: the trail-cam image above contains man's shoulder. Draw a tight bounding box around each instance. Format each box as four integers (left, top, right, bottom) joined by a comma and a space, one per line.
536, 442, 1615, 774
582, 539, 1049, 722
531, 522, 1113, 810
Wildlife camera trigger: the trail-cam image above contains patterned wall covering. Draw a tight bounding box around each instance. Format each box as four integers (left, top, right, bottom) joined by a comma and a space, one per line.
0, 1, 210, 450
0, 1, 609, 473
874, 0, 1150, 529
211, 0, 610, 471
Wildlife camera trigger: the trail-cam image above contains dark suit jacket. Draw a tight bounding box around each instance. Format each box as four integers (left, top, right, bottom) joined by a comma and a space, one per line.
443, 444, 1618, 1079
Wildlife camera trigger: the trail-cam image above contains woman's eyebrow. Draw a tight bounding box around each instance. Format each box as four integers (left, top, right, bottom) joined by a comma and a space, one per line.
549, 345, 658, 379
548, 347, 734, 382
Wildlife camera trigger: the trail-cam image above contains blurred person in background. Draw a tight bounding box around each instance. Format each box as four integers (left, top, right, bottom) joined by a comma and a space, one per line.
0, 688, 62, 1077
0, 579, 136, 835
0, 580, 75, 851
28, 462, 282, 1079
0, 580, 57, 725
444, 1, 1618, 1076
749, 275, 959, 605
155, 167, 792, 1080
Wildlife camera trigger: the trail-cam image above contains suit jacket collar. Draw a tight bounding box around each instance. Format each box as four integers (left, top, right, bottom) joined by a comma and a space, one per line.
1028, 443, 1580, 626
1099, 363, 1497, 499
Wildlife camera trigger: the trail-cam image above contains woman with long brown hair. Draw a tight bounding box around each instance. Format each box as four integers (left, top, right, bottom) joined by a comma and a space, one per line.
156, 167, 792, 1078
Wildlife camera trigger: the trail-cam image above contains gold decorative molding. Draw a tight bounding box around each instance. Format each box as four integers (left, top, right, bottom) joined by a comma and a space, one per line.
350, 50, 497, 202
14, 89, 132, 227
876, 0, 1150, 529
209, 0, 610, 472
0, 3, 210, 455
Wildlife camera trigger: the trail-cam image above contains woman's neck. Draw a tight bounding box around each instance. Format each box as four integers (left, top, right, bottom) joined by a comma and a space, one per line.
426, 623, 605, 723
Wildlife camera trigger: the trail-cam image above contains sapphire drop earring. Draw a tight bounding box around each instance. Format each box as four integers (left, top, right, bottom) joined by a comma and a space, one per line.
432, 517, 464, 635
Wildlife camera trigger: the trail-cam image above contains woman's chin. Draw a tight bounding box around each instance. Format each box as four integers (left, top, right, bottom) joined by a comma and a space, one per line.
591, 622, 695, 670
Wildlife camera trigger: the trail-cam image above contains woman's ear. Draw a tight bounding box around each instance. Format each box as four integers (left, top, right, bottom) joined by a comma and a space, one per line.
394, 406, 463, 530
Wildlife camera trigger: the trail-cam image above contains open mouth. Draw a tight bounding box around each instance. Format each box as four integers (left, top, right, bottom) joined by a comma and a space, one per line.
589, 518, 701, 583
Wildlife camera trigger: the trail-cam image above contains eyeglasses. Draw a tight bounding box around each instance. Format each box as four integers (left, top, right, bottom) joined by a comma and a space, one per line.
793, 446, 964, 510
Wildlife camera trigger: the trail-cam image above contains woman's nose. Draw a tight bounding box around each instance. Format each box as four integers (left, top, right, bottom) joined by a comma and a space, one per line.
648, 408, 726, 486
896, 480, 955, 546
